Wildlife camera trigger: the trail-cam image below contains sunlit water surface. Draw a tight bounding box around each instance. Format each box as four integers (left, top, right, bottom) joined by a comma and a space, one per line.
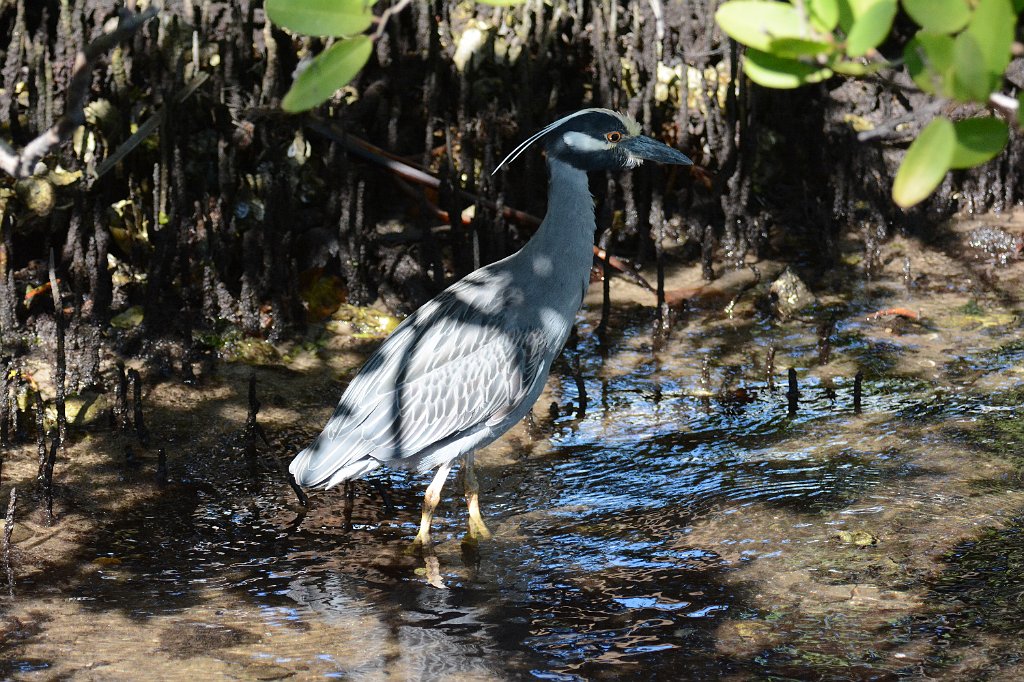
6, 268, 1024, 680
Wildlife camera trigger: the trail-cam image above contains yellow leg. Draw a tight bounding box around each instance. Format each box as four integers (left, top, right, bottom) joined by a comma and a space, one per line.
464, 452, 492, 541
413, 461, 454, 546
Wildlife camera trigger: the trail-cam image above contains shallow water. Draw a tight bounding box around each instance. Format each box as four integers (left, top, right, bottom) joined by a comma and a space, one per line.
4, 237, 1024, 680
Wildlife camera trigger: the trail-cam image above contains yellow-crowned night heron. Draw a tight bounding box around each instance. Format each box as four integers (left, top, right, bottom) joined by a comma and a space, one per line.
290, 109, 692, 545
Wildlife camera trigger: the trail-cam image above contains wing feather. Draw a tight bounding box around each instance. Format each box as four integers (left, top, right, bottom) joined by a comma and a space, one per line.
290, 270, 554, 486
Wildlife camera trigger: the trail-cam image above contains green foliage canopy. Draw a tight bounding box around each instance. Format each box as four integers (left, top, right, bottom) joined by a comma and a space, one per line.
266, 0, 377, 112
715, 0, 1021, 208
268, 0, 527, 113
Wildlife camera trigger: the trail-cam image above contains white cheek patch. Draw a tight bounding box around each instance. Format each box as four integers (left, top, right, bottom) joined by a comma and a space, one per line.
562, 131, 614, 152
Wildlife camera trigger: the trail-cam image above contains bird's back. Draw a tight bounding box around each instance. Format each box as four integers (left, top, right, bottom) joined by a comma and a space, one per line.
289, 258, 569, 488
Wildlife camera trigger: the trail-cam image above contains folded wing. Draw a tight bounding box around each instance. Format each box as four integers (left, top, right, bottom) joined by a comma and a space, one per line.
290, 278, 550, 487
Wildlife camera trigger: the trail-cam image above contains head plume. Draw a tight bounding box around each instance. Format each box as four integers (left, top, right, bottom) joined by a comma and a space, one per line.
492, 108, 640, 175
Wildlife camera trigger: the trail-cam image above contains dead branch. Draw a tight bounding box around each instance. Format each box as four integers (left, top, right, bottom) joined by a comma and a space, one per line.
856, 99, 946, 144
92, 72, 209, 181
307, 117, 664, 294
866, 307, 921, 321
0, 7, 159, 179
372, 0, 416, 41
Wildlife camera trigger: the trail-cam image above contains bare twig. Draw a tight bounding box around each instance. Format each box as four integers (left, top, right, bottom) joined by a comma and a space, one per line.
724, 265, 761, 317
287, 471, 309, 507
989, 92, 1020, 124
593, 247, 656, 293
859, 90, 1021, 145
856, 99, 946, 143
156, 448, 168, 486
306, 118, 665, 294
866, 307, 921, 321
786, 368, 799, 417
48, 250, 67, 449
3, 487, 15, 596
371, 0, 416, 41
0, 7, 159, 179
243, 373, 267, 466
129, 369, 148, 446
92, 73, 210, 181
43, 433, 59, 525
35, 392, 46, 483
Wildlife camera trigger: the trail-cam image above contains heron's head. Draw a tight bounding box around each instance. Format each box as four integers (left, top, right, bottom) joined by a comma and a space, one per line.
494, 108, 692, 174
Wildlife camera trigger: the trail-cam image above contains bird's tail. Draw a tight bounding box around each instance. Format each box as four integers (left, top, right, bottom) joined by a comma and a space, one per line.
289, 438, 380, 489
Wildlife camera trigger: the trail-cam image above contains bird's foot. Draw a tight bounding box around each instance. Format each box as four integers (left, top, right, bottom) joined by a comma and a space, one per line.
406, 533, 430, 554
465, 516, 492, 543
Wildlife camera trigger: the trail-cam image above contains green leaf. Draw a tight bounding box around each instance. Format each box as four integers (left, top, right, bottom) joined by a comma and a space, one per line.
904, 32, 955, 95
826, 58, 888, 77
900, 0, 970, 33
807, 0, 841, 32
769, 37, 835, 58
265, 0, 374, 38
845, 0, 896, 56
282, 36, 373, 112
950, 117, 1009, 169
837, 0, 880, 32
966, 0, 1015, 90
1019, 92, 1024, 128
742, 49, 833, 88
952, 31, 991, 102
892, 116, 955, 208
715, 1, 808, 52
476, 0, 529, 4
827, 60, 868, 75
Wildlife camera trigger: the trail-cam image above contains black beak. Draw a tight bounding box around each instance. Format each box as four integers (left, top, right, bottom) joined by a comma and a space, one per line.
621, 135, 693, 165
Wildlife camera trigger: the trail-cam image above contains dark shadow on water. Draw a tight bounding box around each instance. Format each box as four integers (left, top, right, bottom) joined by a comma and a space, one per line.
884, 517, 1024, 679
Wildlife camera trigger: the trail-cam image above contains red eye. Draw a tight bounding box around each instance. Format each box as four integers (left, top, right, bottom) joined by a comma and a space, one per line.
606, 131, 622, 143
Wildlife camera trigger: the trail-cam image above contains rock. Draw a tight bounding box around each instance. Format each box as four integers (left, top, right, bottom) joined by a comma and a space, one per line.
832, 529, 879, 546
769, 267, 815, 319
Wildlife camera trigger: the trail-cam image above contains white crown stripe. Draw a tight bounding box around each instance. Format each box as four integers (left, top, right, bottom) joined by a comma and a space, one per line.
491, 108, 627, 174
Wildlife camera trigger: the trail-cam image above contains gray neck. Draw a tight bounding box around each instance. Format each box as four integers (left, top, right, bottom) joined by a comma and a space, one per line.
512, 157, 597, 313
522, 158, 596, 258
